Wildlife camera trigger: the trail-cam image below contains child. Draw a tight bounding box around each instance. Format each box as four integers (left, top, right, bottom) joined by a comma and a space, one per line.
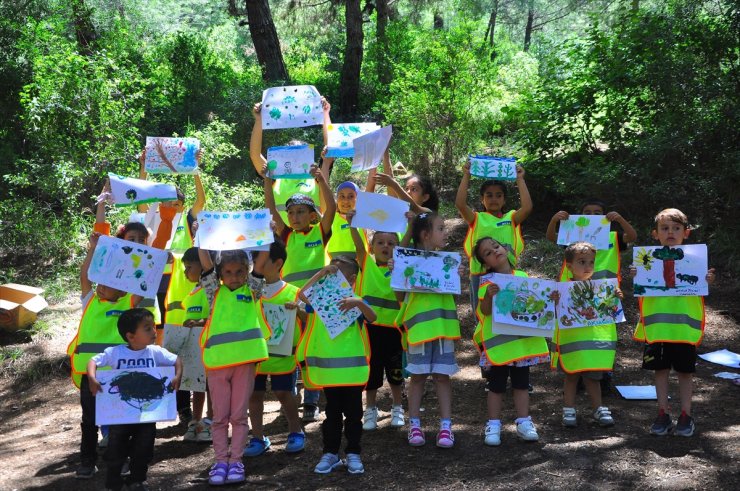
86, 308, 182, 491
546, 198, 637, 283
393, 213, 461, 448
631, 208, 715, 436
298, 257, 375, 474
554, 242, 621, 428
325, 181, 368, 261
200, 249, 270, 485
457, 159, 532, 311
375, 171, 439, 213
244, 240, 307, 456
345, 211, 404, 430
472, 237, 549, 445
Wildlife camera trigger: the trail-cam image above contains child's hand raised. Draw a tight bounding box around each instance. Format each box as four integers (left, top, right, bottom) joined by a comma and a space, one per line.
605, 212, 623, 222
321, 97, 331, 113
89, 232, 101, 248
285, 301, 299, 310
706, 268, 716, 284
516, 165, 525, 180
387, 258, 394, 272
196, 148, 203, 166
552, 210, 569, 222
374, 172, 395, 188
309, 164, 324, 181
405, 211, 416, 223
345, 210, 356, 225
549, 290, 560, 303
462, 159, 471, 174
253, 102, 262, 118
615, 287, 624, 300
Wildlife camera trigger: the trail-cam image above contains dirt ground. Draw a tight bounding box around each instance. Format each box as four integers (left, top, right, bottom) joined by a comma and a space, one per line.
1, 220, 739, 490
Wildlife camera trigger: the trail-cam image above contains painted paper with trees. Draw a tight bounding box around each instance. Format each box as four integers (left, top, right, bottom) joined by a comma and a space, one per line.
390, 247, 461, 294
88, 235, 168, 298
261, 85, 323, 129
194, 210, 273, 251
303, 270, 361, 339
162, 325, 206, 392
262, 303, 297, 357
352, 191, 409, 233
266, 144, 315, 179
108, 174, 178, 207
633, 244, 708, 296
95, 366, 177, 425
557, 215, 611, 249
469, 156, 517, 180
144, 137, 200, 174
326, 123, 380, 158
485, 273, 556, 330
556, 278, 625, 328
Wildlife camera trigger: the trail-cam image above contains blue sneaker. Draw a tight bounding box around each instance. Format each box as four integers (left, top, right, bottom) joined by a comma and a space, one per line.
285, 432, 305, 453
243, 436, 271, 457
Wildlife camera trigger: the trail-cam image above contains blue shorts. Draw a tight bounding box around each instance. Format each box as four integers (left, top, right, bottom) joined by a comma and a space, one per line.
406, 339, 459, 376
254, 372, 297, 393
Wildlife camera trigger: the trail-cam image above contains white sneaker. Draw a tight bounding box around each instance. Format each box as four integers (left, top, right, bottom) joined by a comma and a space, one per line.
593, 406, 615, 427
346, 453, 365, 474
484, 422, 501, 446
183, 421, 197, 442
562, 407, 578, 427
362, 407, 378, 431
516, 418, 539, 441
390, 405, 405, 428
314, 453, 342, 474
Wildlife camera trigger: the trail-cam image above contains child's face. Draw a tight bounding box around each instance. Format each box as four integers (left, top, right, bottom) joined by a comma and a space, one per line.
126, 317, 157, 350
287, 204, 316, 231
652, 219, 689, 246
260, 254, 283, 281
96, 284, 125, 302
477, 239, 510, 271
220, 260, 249, 291
582, 204, 605, 215
123, 229, 148, 245
405, 177, 429, 207
183, 261, 202, 283
480, 185, 506, 213
336, 189, 357, 214
566, 251, 596, 281
161, 199, 185, 213
423, 216, 446, 250
371, 232, 398, 263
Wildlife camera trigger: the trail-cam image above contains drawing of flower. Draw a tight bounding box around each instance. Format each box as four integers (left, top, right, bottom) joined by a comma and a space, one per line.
269, 107, 282, 120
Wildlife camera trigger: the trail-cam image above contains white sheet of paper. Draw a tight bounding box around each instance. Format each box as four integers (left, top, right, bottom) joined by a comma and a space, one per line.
390, 247, 461, 294
556, 215, 611, 249
491, 321, 554, 339
145, 137, 200, 174
486, 273, 556, 330
633, 244, 708, 297
351, 125, 392, 172
143, 203, 182, 249
304, 270, 361, 340
108, 173, 177, 207
556, 279, 625, 328
713, 371, 740, 380
326, 123, 380, 158
615, 385, 661, 400
263, 303, 297, 357
266, 145, 315, 179
194, 210, 274, 251
162, 325, 206, 392
698, 349, 740, 368
95, 367, 177, 425
261, 85, 323, 129
88, 235, 168, 298
352, 192, 409, 233
468, 155, 517, 180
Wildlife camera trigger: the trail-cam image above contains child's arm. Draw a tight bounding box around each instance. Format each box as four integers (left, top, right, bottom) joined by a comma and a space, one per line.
546, 211, 569, 243
192, 150, 206, 217
478, 283, 500, 316
313, 165, 336, 240
375, 173, 429, 214
339, 296, 377, 325
511, 165, 533, 225
137, 148, 149, 213
299, 264, 337, 297
605, 212, 637, 244
399, 211, 414, 247
86, 358, 103, 395
345, 211, 368, 266
321, 97, 331, 162
455, 159, 476, 224
249, 103, 267, 177
318, 146, 334, 212
285, 301, 308, 324
171, 357, 183, 391
80, 233, 101, 297
264, 174, 287, 235
365, 145, 391, 193
94, 180, 112, 235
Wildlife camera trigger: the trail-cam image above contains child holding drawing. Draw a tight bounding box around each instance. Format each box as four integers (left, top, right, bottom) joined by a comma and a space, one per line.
86, 308, 182, 491
472, 237, 549, 445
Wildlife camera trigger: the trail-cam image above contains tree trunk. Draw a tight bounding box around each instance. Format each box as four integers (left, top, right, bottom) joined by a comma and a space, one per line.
483, 0, 499, 47
245, 0, 289, 82
71, 0, 97, 55
523, 6, 534, 52
339, 0, 364, 119
376, 0, 390, 86
433, 11, 444, 30
663, 260, 676, 288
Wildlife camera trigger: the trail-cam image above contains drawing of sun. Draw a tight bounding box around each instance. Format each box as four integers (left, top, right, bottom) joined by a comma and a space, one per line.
636, 248, 653, 271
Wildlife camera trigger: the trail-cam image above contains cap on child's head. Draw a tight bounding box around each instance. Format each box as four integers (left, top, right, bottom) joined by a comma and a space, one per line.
285, 194, 320, 214
336, 181, 360, 194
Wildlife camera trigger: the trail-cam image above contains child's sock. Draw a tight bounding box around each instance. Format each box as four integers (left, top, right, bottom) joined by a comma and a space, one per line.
515, 416, 531, 425
440, 418, 452, 430
410, 417, 421, 428
487, 419, 501, 427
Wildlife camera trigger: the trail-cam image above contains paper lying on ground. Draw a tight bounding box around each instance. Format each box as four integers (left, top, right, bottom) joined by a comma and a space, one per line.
698, 349, 740, 368
713, 371, 740, 380
615, 385, 666, 400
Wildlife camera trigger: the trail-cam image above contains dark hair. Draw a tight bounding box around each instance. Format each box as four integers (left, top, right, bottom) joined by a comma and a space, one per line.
175, 187, 185, 203
217, 250, 250, 277
330, 256, 359, 278
287, 139, 308, 147
410, 212, 440, 248
269, 238, 287, 264
182, 247, 200, 264
371, 230, 399, 244
580, 198, 607, 214
407, 174, 439, 212
472, 236, 514, 271
117, 308, 154, 342
564, 241, 596, 263
115, 222, 150, 240
479, 180, 507, 198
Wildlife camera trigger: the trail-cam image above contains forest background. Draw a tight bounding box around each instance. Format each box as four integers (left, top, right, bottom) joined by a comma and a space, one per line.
0, 0, 738, 289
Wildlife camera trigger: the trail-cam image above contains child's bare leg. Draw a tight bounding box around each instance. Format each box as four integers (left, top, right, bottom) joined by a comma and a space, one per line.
390, 383, 403, 406
365, 388, 378, 408
275, 390, 302, 433
408, 374, 427, 419
487, 391, 503, 420
563, 373, 579, 407
677, 372, 693, 415
249, 391, 266, 438
655, 369, 670, 412
193, 392, 205, 421
512, 389, 529, 419
583, 378, 603, 410
432, 374, 452, 420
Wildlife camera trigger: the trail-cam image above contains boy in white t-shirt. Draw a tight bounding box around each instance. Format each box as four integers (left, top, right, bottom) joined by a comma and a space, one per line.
87, 308, 182, 491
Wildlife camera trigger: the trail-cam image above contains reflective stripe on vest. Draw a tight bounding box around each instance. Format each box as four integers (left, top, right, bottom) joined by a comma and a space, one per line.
305, 356, 368, 369
257, 283, 302, 375
555, 323, 617, 373
282, 268, 323, 284
356, 255, 400, 327
464, 210, 523, 275
398, 292, 460, 346
560, 231, 621, 283
281, 225, 326, 288
633, 296, 704, 345
205, 329, 264, 348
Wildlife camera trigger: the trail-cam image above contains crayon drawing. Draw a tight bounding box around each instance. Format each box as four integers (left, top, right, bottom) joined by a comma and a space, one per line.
162, 325, 206, 392
390, 247, 461, 294
266, 145, 315, 179
95, 367, 177, 425
108, 173, 177, 207
194, 210, 274, 251
486, 273, 556, 330
145, 137, 200, 174
351, 125, 393, 172
469, 156, 517, 181
262, 303, 297, 357
326, 123, 380, 158
304, 270, 361, 339
88, 236, 168, 298
633, 244, 708, 296
261, 85, 323, 129
557, 215, 611, 250
352, 192, 409, 233
556, 279, 625, 328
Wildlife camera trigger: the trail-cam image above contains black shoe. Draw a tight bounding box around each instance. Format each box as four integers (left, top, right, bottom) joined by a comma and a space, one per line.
121, 459, 130, 476
179, 408, 193, 426
303, 404, 319, 422
75, 464, 98, 479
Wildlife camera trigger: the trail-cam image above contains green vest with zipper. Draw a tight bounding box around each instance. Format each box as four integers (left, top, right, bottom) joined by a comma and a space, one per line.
633, 296, 704, 346
257, 283, 302, 375
396, 292, 460, 347
464, 210, 523, 275
560, 231, 621, 283
281, 225, 327, 288
355, 255, 400, 328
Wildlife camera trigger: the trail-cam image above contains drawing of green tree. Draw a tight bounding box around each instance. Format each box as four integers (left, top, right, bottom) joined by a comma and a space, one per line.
575, 216, 591, 240
404, 266, 416, 287
652, 246, 684, 288
560, 219, 576, 243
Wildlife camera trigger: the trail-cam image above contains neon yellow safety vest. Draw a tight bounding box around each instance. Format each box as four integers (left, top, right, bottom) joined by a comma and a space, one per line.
182, 287, 210, 323
633, 296, 705, 346
473, 271, 549, 365
396, 292, 460, 347
164, 255, 197, 327
66, 294, 134, 388
560, 231, 621, 283
164, 214, 193, 274
355, 255, 400, 328
257, 283, 302, 375
326, 214, 367, 260
274, 179, 320, 224
296, 312, 369, 388
281, 224, 327, 287
464, 210, 524, 275
200, 285, 269, 369
551, 322, 617, 373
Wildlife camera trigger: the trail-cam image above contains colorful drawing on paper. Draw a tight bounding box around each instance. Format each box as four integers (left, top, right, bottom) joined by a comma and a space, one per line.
108, 173, 177, 207
390, 247, 461, 294
95, 367, 177, 425
469, 156, 517, 181
557, 215, 611, 250
556, 278, 625, 328
633, 244, 708, 296
261, 85, 323, 130
351, 125, 393, 172
266, 145, 315, 179
486, 273, 556, 330
263, 303, 297, 357
304, 270, 361, 339
162, 325, 206, 392
194, 210, 274, 251
88, 235, 168, 298
326, 123, 380, 158
352, 192, 409, 233
145, 137, 200, 174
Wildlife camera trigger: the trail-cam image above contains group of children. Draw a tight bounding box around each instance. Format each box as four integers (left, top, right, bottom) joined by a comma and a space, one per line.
68, 97, 715, 490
